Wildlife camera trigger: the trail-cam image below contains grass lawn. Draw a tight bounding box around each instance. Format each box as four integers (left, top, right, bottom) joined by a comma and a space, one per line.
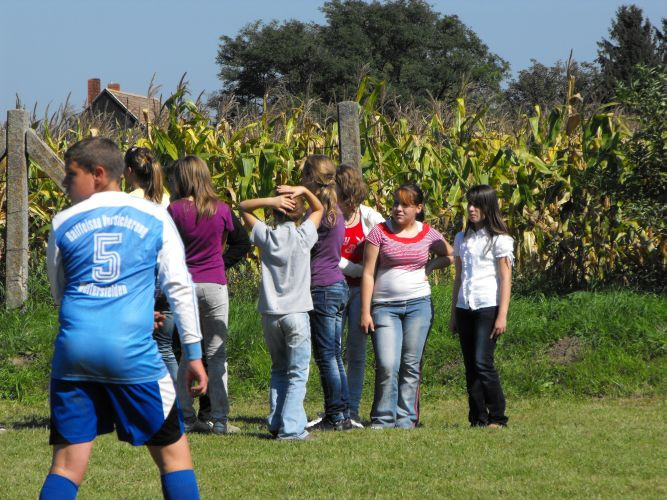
1, 397, 664, 499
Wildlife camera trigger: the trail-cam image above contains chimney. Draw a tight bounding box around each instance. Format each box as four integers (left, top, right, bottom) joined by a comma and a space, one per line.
107, 82, 121, 91
87, 78, 101, 105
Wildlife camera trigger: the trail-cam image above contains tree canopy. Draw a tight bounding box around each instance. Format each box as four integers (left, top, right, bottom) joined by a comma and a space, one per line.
215, 0, 508, 105
596, 5, 665, 100
504, 59, 600, 113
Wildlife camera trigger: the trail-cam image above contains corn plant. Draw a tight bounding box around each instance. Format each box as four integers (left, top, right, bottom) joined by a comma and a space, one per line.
7, 76, 664, 290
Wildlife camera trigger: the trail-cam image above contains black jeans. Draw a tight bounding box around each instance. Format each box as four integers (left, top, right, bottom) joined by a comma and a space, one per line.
456, 306, 508, 426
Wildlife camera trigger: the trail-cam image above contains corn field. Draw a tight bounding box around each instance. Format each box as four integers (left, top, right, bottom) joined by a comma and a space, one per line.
2, 76, 664, 291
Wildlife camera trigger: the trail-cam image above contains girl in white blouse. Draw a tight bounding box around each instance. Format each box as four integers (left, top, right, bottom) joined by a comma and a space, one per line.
450, 185, 513, 428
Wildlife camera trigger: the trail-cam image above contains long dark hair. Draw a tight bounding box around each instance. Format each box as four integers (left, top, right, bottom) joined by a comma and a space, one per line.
464, 185, 509, 236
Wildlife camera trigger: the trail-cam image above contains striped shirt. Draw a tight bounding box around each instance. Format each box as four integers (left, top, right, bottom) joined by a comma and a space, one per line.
366, 221, 444, 303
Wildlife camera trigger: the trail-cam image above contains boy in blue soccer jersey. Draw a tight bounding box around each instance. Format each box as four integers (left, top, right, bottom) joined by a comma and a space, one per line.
41, 138, 208, 500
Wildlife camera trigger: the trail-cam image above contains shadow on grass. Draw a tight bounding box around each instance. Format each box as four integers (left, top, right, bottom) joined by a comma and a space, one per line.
244, 432, 275, 440
10, 415, 49, 430
231, 414, 265, 425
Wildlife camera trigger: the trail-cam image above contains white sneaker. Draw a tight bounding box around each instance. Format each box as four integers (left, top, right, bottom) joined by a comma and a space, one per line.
306, 412, 325, 429
349, 417, 364, 429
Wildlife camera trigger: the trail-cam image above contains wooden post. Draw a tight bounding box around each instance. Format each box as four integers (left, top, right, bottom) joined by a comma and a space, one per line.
337, 101, 361, 170
26, 129, 65, 189
5, 109, 30, 308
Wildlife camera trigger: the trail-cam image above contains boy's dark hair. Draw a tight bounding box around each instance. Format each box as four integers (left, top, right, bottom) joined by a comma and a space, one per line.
464, 184, 509, 237
64, 138, 124, 181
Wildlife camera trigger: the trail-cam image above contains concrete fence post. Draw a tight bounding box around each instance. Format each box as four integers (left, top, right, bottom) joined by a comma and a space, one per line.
5, 109, 30, 308
0, 126, 6, 160
337, 101, 361, 170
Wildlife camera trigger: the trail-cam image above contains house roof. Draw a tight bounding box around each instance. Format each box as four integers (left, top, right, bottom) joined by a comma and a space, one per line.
90, 88, 162, 124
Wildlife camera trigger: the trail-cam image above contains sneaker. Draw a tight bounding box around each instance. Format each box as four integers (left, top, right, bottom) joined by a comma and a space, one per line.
211, 420, 241, 435
211, 421, 227, 435
308, 417, 353, 432
276, 431, 316, 441
349, 414, 364, 429
487, 423, 506, 429
369, 423, 385, 430
225, 422, 241, 433
184, 418, 209, 433
306, 412, 325, 428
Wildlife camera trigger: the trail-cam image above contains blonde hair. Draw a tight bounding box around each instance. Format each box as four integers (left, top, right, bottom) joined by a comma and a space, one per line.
302, 154, 337, 225
168, 155, 219, 221
124, 146, 164, 204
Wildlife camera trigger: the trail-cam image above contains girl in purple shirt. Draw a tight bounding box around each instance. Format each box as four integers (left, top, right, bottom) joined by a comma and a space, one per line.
300, 155, 352, 431
167, 155, 236, 435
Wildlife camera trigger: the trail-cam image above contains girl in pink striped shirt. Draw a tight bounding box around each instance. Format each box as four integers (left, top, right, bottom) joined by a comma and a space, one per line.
361, 183, 453, 428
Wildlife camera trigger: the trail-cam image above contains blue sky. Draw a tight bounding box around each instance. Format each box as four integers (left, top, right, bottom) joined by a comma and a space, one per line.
1, 0, 664, 116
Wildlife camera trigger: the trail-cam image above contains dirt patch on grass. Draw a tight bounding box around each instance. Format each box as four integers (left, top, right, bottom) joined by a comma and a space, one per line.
9, 352, 37, 367
548, 336, 583, 364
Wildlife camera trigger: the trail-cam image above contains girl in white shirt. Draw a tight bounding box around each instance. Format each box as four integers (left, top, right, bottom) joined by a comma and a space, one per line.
451, 185, 513, 428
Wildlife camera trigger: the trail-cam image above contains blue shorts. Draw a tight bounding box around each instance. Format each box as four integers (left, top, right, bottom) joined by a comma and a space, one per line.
49, 374, 183, 446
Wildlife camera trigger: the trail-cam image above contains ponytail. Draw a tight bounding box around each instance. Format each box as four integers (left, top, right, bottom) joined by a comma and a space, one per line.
302, 154, 338, 225
124, 146, 164, 204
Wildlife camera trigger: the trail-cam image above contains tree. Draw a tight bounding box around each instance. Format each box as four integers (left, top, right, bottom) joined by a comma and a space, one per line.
596, 5, 665, 100
505, 59, 600, 113
616, 65, 667, 205
216, 20, 325, 102
214, 0, 508, 105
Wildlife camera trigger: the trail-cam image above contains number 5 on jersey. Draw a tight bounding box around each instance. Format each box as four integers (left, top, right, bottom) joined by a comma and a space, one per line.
93, 233, 122, 283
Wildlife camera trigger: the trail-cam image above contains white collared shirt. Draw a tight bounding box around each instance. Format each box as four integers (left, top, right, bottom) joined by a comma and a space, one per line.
454, 228, 514, 310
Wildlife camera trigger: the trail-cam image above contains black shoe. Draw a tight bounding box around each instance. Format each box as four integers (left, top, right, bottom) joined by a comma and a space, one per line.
339, 418, 355, 431
308, 417, 353, 432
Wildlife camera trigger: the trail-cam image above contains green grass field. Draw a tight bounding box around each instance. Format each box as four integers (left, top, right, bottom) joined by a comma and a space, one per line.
1, 398, 664, 498
1, 267, 665, 498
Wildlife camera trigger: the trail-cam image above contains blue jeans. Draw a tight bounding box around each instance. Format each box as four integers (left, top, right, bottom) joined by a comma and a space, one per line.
310, 280, 349, 423
263, 312, 311, 439
154, 310, 178, 382
343, 286, 366, 417
370, 296, 433, 428
177, 283, 229, 423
